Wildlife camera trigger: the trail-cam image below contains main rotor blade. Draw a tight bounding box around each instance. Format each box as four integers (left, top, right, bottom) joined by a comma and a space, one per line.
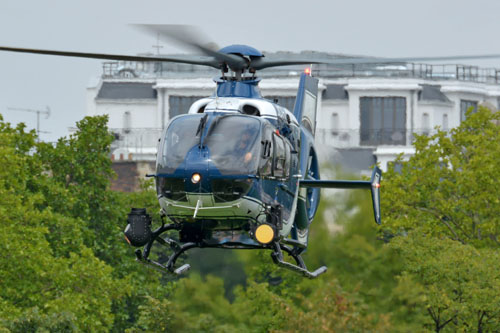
0, 46, 220, 68
251, 58, 324, 70
254, 53, 500, 69
134, 24, 247, 70
324, 54, 500, 65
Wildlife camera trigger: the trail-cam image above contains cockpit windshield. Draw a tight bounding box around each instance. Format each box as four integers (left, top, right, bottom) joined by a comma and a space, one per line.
204, 115, 261, 175
157, 114, 261, 175
158, 114, 203, 174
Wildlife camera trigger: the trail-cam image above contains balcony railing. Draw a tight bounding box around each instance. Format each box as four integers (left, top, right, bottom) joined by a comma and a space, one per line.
110, 128, 163, 150
360, 129, 407, 146
102, 60, 500, 84
315, 128, 441, 148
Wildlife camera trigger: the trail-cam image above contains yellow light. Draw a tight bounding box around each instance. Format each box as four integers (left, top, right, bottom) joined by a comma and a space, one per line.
255, 224, 275, 244
191, 173, 201, 184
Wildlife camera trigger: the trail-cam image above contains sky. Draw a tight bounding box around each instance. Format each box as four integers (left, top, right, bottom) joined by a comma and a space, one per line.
1, 0, 500, 142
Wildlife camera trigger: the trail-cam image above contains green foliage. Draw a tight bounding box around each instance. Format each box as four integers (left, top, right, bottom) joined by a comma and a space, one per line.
382, 106, 500, 246
380, 106, 500, 330
0, 115, 164, 332
0, 116, 128, 331
3, 107, 500, 332
390, 232, 500, 331
1, 308, 77, 333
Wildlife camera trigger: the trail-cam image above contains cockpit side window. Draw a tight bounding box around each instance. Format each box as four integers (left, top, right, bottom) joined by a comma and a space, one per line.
272, 133, 289, 179
259, 126, 273, 177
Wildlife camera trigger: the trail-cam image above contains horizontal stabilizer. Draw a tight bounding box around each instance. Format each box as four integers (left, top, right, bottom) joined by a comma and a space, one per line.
299, 167, 382, 224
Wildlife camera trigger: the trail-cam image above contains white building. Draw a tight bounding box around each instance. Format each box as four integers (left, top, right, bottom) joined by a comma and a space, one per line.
86, 53, 500, 189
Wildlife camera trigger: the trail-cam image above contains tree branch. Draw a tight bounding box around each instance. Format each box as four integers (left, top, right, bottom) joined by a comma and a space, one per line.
478, 311, 485, 333
416, 207, 466, 243
438, 315, 457, 331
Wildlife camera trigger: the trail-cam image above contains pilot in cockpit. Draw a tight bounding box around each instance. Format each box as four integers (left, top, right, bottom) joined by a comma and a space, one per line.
235, 129, 254, 166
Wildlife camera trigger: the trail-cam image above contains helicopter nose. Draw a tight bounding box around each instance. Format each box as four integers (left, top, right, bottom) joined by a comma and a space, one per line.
183, 146, 210, 192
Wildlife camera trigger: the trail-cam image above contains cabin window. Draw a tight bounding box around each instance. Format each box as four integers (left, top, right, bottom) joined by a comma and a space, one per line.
360, 97, 406, 145
272, 133, 289, 178
460, 100, 477, 121
284, 142, 291, 176
259, 126, 273, 176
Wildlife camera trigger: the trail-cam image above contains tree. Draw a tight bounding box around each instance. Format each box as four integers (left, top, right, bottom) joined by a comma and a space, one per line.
0, 116, 127, 332
380, 106, 500, 331
389, 233, 500, 332
382, 106, 500, 246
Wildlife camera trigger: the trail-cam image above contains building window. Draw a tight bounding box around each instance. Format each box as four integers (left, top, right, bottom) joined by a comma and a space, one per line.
360, 97, 406, 145
422, 113, 430, 135
442, 114, 449, 131
169, 96, 205, 119
331, 113, 339, 135
460, 100, 477, 121
123, 111, 131, 133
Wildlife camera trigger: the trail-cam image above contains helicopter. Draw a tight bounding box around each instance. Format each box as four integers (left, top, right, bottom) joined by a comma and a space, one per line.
123, 64, 382, 278
2, 25, 500, 278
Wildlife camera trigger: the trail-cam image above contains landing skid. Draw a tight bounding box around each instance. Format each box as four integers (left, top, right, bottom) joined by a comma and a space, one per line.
134, 223, 327, 279
271, 243, 327, 279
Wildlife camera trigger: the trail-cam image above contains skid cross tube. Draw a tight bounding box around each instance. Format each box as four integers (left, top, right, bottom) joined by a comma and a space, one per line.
271, 242, 327, 279
133, 222, 327, 278
135, 223, 196, 275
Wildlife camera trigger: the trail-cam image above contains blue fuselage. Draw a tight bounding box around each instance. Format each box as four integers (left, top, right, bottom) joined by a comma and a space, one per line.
155, 111, 314, 246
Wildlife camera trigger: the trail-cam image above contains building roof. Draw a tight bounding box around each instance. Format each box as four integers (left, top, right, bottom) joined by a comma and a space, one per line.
419, 84, 451, 102
96, 82, 157, 99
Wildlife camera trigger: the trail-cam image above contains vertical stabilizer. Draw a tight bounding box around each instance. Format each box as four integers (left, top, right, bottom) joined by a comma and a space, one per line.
293, 72, 319, 135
